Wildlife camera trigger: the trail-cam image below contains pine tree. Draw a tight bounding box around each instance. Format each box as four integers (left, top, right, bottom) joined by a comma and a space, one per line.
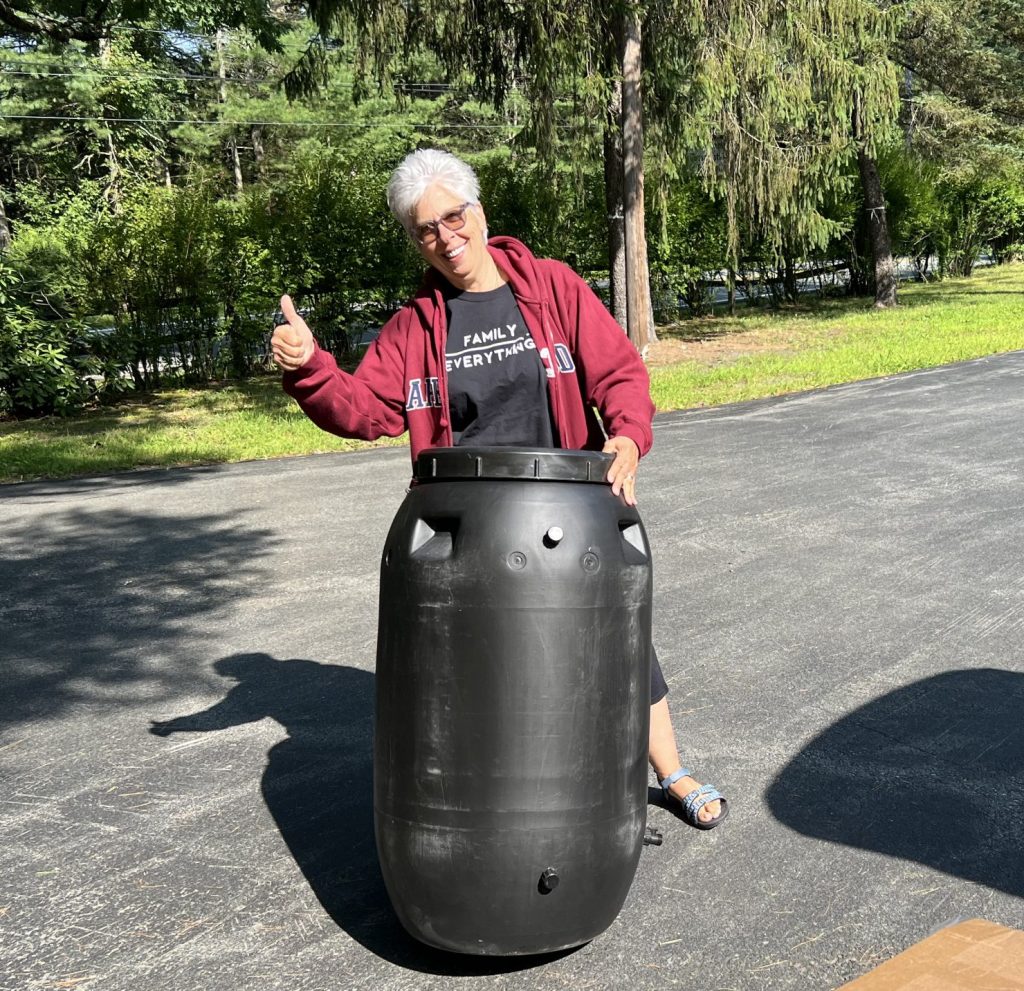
647, 1, 902, 302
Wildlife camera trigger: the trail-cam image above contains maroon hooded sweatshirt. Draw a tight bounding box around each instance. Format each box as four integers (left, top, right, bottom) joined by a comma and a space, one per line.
282, 236, 655, 464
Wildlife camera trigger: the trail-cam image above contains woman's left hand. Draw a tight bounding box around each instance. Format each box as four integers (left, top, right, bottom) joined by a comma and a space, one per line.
603, 436, 640, 506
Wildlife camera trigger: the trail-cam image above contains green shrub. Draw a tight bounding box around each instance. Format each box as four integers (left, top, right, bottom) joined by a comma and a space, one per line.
0, 262, 105, 417
648, 176, 729, 318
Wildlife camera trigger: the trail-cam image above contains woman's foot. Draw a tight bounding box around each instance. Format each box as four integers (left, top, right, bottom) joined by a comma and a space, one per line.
660, 767, 729, 829
648, 698, 729, 829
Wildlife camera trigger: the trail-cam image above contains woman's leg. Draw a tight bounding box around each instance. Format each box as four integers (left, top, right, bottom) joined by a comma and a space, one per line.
648, 649, 722, 824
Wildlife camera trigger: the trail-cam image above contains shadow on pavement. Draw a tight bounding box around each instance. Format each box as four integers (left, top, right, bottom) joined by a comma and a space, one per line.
766, 669, 1024, 897
150, 652, 574, 975
0, 462, 228, 496
0, 507, 277, 731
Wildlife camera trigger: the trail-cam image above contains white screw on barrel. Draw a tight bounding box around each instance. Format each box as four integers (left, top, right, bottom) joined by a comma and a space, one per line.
546, 526, 564, 545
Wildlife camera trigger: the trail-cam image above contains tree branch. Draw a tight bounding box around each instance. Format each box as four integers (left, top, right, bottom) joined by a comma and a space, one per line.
0, 0, 110, 42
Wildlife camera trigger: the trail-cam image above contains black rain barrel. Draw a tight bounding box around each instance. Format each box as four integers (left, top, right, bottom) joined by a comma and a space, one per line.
374, 447, 652, 955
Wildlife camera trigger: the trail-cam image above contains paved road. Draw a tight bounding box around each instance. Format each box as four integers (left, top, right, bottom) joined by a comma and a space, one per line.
3, 352, 1023, 991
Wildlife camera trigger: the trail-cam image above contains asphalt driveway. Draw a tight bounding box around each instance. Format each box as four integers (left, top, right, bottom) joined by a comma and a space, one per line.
2, 351, 1023, 991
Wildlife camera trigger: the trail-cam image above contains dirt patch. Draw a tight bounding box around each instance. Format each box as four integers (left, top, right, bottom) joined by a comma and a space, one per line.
643, 327, 797, 367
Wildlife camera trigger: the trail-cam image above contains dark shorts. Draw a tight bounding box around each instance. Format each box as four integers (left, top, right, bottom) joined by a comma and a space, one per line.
650, 646, 668, 704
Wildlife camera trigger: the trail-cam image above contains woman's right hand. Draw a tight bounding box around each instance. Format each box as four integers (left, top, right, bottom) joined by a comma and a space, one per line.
271, 294, 315, 371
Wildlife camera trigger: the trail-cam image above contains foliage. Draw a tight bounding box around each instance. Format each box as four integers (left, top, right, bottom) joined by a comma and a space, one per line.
297, 0, 906, 264
647, 176, 729, 317
893, 0, 1024, 273
646, 0, 903, 262
475, 150, 606, 271
2, 1, 1023, 415
874, 146, 946, 276
212, 196, 274, 377
4, 263, 1023, 481
2, 186, 97, 316
899, 0, 1024, 157
877, 144, 1024, 278
1, 36, 205, 210
980, 168, 1024, 263
79, 180, 222, 387
937, 162, 1024, 276
0, 256, 112, 416
0, 0, 284, 47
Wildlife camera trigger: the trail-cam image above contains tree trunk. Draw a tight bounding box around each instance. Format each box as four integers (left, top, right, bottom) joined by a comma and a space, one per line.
857, 147, 897, 308
228, 138, 243, 194
0, 193, 11, 251
620, 9, 655, 350
228, 144, 243, 194
603, 83, 627, 331
98, 37, 121, 212
845, 232, 870, 297
782, 245, 798, 303
105, 131, 122, 211
225, 301, 248, 378
251, 125, 266, 181
217, 29, 244, 195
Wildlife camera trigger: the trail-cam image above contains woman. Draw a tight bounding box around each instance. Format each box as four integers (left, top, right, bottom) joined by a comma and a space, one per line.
271, 148, 727, 829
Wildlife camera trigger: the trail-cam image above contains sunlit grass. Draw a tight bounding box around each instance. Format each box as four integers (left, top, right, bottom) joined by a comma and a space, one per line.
0, 379, 407, 482
2, 264, 1022, 482
649, 264, 1024, 410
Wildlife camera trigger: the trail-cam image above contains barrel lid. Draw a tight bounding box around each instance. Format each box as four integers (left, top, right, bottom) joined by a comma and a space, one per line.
413, 447, 614, 483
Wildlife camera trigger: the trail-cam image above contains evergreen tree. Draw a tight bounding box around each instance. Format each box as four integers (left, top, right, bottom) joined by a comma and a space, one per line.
295, 0, 905, 321
0, 0, 283, 47
647, 0, 902, 305
893, 0, 1024, 275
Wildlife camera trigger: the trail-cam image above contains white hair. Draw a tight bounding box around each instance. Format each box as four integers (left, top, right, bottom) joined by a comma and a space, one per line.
386, 149, 481, 234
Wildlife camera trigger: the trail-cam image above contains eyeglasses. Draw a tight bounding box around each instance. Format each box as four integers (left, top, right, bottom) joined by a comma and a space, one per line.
413, 203, 473, 245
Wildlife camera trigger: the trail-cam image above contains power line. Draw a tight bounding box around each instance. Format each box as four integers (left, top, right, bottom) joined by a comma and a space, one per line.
0, 67, 461, 90
0, 113, 552, 131
2, 55, 326, 73
2, 60, 443, 81
3, 68, 234, 83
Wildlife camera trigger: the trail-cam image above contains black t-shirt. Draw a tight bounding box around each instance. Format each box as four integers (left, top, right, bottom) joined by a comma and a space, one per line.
444, 283, 556, 447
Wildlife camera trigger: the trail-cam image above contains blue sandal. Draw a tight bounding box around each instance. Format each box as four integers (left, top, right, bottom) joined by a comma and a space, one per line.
659, 767, 729, 830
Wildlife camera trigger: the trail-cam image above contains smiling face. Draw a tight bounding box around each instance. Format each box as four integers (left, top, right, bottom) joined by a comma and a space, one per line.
410, 184, 493, 292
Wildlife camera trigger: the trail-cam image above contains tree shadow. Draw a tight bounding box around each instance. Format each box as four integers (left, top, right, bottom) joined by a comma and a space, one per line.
0, 462, 231, 495
766, 669, 1024, 897
150, 652, 576, 974
0, 503, 277, 730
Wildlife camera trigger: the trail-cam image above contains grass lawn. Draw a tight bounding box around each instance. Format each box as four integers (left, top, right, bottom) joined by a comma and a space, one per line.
0, 381, 410, 483
2, 264, 1022, 483
647, 263, 1024, 409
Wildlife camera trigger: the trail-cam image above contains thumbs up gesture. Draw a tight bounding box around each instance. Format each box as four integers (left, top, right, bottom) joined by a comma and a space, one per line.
271, 294, 315, 371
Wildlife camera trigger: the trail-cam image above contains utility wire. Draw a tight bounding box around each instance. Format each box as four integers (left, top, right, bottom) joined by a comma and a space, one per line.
0, 113, 553, 130
3, 67, 242, 82
1, 56, 356, 72
0, 67, 460, 89
0, 62, 466, 91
